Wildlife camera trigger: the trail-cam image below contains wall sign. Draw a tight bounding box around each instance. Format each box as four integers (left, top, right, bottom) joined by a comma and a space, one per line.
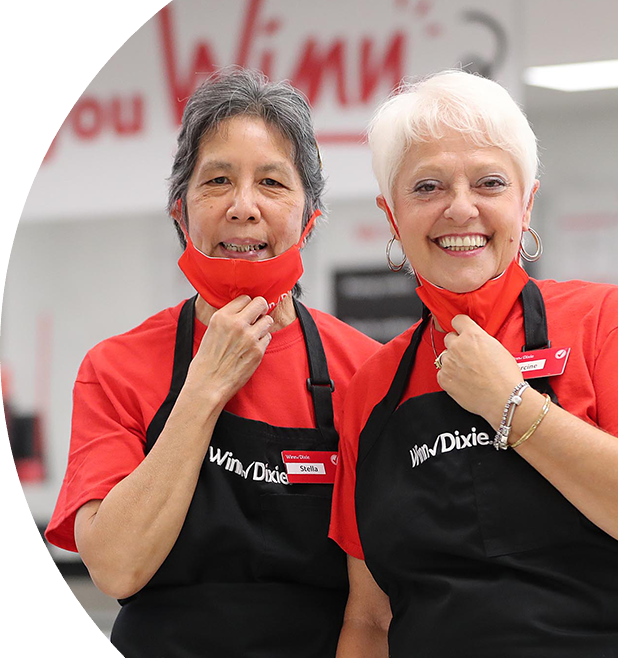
23, 0, 520, 221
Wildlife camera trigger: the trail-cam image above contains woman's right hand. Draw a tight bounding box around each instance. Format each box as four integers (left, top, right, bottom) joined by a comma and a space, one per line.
75, 296, 274, 599
185, 295, 274, 409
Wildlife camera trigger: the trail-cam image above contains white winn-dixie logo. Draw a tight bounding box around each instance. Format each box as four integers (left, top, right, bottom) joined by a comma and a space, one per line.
208, 446, 290, 485
410, 427, 491, 468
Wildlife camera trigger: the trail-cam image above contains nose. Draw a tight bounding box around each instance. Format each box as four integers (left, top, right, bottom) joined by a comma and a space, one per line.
443, 186, 479, 224
226, 183, 260, 223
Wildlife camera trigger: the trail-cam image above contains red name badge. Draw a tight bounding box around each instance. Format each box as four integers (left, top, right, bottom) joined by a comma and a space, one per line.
513, 347, 570, 379
281, 451, 338, 484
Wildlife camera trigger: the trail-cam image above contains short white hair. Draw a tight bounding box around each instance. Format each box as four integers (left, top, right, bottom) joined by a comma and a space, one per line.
368, 70, 539, 208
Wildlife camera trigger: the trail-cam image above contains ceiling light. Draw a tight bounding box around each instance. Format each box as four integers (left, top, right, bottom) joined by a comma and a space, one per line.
523, 59, 618, 92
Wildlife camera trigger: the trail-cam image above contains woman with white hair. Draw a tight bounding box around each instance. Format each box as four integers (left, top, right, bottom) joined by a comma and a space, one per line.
329, 70, 618, 656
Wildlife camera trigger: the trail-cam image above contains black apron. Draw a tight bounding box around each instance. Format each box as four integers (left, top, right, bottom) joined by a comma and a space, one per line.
111, 297, 347, 658
355, 281, 618, 658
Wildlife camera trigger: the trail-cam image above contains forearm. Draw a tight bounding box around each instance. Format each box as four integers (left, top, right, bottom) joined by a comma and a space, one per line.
337, 556, 391, 658
77, 387, 223, 598
505, 388, 618, 540
336, 619, 389, 658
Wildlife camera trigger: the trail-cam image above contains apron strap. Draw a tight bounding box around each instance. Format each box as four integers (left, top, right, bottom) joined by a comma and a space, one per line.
293, 299, 338, 444
521, 280, 551, 351
145, 296, 196, 453
520, 280, 559, 402
146, 296, 338, 452
357, 308, 430, 466
358, 281, 559, 466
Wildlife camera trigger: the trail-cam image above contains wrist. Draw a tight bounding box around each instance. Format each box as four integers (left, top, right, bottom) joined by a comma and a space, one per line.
492, 381, 530, 450
176, 377, 227, 423
508, 389, 551, 448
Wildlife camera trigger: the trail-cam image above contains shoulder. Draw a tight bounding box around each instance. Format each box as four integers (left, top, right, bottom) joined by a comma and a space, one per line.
344, 321, 420, 416
78, 301, 186, 384
536, 278, 618, 334
537, 278, 618, 307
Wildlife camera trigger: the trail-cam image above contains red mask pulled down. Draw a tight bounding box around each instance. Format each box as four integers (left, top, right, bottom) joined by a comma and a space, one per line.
178, 209, 320, 312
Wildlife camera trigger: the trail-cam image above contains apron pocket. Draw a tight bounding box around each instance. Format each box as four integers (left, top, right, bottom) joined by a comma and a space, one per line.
258, 492, 348, 590
472, 449, 581, 557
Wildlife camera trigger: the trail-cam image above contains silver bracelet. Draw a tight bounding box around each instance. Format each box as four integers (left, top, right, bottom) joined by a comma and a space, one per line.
493, 382, 531, 450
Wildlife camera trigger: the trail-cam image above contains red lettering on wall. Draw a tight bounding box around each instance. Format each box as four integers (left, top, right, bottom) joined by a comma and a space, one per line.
43, 94, 145, 162
158, 1, 412, 127
111, 96, 144, 134
290, 39, 348, 106
0, 105, 17, 160
0, 23, 32, 66
159, 4, 218, 125
236, 0, 265, 67
360, 33, 405, 102
72, 97, 104, 140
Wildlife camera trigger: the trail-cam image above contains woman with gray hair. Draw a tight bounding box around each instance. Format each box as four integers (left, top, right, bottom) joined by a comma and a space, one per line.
329, 70, 618, 656
46, 68, 379, 657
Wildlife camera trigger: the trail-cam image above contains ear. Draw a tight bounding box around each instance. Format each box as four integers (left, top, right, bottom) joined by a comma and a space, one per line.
172, 199, 189, 237
376, 195, 400, 239
522, 180, 540, 232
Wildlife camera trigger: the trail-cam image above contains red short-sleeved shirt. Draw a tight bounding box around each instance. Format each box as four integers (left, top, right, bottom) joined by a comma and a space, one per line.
46, 301, 380, 552
329, 279, 618, 560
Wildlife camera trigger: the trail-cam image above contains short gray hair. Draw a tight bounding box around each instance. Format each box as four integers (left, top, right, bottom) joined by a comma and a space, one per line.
368, 70, 539, 209
168, 67, 324, 247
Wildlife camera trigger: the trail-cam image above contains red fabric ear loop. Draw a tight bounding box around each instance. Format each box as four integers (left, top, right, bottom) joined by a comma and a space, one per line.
383, 201, 401, 240
299, 209, 322, 245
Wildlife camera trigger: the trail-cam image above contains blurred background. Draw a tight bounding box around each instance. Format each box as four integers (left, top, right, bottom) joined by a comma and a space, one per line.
2, 0, 617, 640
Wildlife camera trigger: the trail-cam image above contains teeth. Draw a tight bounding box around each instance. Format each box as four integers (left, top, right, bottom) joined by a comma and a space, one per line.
222, 242, 267, 253
437, 235, 487, 251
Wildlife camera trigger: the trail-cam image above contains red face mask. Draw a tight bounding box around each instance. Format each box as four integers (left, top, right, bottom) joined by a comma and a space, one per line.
178, 209, 320, 312
415, 259, 530, 336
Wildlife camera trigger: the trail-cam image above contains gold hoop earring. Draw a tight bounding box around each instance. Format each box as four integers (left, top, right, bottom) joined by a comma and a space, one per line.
386, 236, 407, 272
520, 227, 543, 262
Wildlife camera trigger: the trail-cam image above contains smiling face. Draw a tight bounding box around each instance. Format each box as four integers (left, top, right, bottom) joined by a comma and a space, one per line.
185, 115, 306, 261
380, 131, 538, 293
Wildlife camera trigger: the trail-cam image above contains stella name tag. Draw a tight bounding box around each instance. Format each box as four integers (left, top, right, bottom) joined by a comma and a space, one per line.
281, 450, 338, 484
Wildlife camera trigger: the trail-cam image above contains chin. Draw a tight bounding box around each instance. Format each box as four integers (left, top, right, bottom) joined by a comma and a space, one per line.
435, 274, 491, 294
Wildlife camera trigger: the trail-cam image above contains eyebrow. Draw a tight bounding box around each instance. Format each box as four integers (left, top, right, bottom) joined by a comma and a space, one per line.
255, 162, 295, 177
195, 160, 295, 179
409, 161, 512, 179
195, 160, 233, 176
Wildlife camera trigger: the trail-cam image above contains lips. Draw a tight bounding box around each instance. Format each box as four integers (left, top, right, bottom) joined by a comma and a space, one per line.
435, 234, 488, 252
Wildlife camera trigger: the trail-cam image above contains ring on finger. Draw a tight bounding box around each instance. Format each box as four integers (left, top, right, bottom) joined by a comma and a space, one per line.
434, 350, 447, 370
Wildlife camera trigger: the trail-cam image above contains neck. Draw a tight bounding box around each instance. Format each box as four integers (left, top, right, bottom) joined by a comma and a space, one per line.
195, 294, 297, 333
432, 315, 446, 333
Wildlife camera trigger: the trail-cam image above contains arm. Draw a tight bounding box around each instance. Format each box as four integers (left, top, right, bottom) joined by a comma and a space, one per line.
75, 295, 273, 599
438, 314, 618, 541
336, 556, 391, 658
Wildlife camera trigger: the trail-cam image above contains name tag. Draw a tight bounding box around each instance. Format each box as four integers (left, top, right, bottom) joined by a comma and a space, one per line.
513, 347, 570, 379
281, 450, 338, 484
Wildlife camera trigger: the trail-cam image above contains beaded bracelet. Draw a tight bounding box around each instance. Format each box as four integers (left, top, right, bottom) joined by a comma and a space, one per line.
510, 394, 551, 449
493, 381, 531, 450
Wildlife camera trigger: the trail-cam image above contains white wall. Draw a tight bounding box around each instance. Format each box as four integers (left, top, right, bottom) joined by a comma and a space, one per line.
2, 215, 192, 522
527, 106, 618, 285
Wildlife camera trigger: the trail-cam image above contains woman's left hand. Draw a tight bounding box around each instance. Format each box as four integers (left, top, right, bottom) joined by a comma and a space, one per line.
436, 314, 523, 429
